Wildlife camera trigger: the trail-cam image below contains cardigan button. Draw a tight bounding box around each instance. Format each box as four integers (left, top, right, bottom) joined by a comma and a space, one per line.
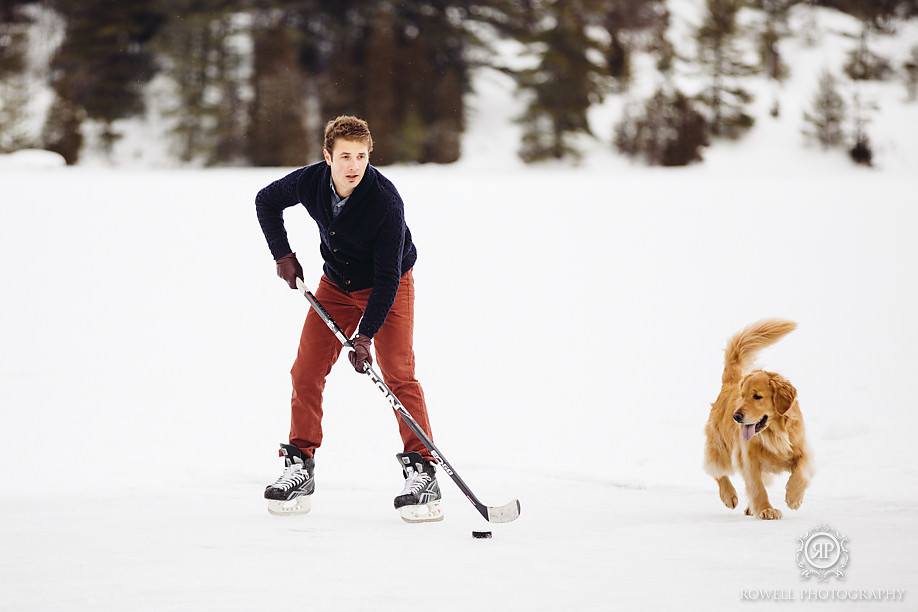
329, 231, 336, 236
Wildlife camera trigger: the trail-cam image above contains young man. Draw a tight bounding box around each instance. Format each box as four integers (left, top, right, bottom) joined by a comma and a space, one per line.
255, 115, 441, 522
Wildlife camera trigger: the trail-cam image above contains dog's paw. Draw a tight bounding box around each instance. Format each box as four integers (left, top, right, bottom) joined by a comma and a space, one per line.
720, 481, 739, 509
744, 506, 752, 516
786, 494, 804, 510
758, 507, 783, 520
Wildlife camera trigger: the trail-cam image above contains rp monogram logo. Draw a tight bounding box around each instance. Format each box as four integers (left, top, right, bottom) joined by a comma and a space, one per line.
810, 539, 836, 562
796, 525, 849, 581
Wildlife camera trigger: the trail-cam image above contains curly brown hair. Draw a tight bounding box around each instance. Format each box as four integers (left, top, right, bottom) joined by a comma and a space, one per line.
323, 115, 374, 155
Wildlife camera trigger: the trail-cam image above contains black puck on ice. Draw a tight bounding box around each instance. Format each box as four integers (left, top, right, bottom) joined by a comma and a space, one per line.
472, 530, 492, 539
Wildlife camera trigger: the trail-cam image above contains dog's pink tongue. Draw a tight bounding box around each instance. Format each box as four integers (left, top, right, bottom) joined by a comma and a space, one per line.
742, 424, 756, 442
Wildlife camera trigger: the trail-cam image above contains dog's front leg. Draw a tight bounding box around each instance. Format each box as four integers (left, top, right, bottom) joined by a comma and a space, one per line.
742, 460, 782, 520
785, 454, 810, 510
716, 476, 738, 509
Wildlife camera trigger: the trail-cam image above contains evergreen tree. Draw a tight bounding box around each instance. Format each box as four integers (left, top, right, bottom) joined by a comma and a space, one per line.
154, 0, 249, 165
600, 0, 670, 87
0, 0, 28, 76
614, 87, 708, 166
515, 0, 608, 162
848, 92, 874, 166
694, 0, 757, 139
311, 1, 471, 165
247, 13, 310, 166
754, 0, 794, 81
208, 13, 249, 165
0, 0, 31, 152
905, 45, 918, 101
753, 0, 795, 117
843, 25, 893, 81
41, 83, 84, 164
309, 2, 366, 143
363, 4, 401, 164
393, 2, 468, 163
802, 69, 846, 148
814, 0, 903, 32
48, 0, 165, 155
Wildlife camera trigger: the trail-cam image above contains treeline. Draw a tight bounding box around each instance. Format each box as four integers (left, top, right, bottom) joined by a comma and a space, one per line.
0, 0, 916, 166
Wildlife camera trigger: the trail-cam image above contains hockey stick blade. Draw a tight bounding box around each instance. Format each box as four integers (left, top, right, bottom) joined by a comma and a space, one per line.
486, 499, 521, 523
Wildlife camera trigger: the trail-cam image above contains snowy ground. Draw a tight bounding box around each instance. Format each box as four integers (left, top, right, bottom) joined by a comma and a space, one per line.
3, 4, 918, 609
2, 154, 917, 610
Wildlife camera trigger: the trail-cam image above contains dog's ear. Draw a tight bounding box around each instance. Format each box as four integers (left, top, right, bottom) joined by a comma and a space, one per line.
769, 374, 797, 414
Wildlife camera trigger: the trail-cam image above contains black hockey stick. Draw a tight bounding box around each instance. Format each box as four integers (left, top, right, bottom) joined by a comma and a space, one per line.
295, 277, 520, 523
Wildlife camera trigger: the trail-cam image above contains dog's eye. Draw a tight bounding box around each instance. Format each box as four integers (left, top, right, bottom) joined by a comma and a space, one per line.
753, 393, 763, 400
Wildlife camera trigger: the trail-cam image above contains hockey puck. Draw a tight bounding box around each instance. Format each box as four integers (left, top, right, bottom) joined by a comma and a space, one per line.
472, 530, 492, 539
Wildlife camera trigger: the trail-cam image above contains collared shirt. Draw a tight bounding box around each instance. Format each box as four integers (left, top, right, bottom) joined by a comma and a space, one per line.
330, 177, 350, 218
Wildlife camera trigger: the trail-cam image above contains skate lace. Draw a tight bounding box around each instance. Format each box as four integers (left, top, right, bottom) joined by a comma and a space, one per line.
271, 464, 309, 490
399, 472, 431, 496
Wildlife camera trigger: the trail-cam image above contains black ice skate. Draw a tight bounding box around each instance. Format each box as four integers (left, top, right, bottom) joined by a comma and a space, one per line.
394, 452, 443, 523
265, 444, 315, 515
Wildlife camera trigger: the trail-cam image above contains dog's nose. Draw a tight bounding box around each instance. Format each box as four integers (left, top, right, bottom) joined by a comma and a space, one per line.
733, 412, 744, 423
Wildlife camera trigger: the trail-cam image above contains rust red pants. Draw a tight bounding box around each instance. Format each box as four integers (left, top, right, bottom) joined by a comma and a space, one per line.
289, 270, 433, 460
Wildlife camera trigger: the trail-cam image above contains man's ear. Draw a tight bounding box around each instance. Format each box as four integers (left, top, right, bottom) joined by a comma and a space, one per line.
323, 148, 332, 165
769, 374, 797, 414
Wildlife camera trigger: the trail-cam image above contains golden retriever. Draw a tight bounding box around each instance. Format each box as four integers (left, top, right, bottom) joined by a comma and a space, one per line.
704, 319, 811, 520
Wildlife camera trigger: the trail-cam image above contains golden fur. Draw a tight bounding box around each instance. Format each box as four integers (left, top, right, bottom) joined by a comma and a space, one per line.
704, 319, 811, 520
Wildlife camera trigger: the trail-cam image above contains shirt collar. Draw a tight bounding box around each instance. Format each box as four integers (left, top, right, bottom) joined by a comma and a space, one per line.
330, 176, 350, 214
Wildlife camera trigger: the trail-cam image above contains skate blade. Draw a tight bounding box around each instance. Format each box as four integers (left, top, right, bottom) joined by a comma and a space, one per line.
266, 495, 312, 516
398, 501, 444, 523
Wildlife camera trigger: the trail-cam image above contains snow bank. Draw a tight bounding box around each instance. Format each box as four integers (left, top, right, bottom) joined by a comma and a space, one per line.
0, 148, 66, 169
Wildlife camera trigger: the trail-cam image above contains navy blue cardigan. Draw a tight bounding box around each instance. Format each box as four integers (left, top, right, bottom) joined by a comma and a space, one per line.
255, 162, 417, 338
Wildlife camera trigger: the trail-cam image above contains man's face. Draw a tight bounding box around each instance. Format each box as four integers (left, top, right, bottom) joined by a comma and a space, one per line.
324, 138, 369, 198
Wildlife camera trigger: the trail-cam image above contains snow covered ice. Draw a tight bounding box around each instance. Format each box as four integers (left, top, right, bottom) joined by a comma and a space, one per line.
3, 150, 917, 610
3, 7, 918, 611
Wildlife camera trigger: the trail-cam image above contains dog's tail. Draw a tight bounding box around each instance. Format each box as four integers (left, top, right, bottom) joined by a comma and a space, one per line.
723, 319, 797, 385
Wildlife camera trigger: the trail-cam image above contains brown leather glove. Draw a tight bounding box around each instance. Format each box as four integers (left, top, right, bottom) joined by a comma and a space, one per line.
275, 252, 303, 289
348, 334, 373, 373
